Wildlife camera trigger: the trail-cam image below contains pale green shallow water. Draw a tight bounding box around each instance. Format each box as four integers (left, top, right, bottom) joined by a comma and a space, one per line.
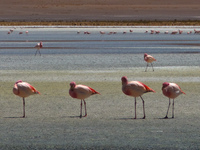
0, 66, 199, 149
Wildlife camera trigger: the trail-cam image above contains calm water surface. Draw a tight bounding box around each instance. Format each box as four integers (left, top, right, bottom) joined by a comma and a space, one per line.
0, 26, 199, 70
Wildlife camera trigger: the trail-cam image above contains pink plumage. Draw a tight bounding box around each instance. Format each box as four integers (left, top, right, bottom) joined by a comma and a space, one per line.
69, 82, 100, 118
144, 53, 156, 72
162, 82, 185, 118
13, 80, 40, 118
121, 76, 155, 119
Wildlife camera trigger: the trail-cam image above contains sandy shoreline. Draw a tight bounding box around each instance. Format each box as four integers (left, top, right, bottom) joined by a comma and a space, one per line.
1, 0, 200, 24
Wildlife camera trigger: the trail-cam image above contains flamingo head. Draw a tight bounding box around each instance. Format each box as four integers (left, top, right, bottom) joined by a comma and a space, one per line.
121, 76, 128, 85
40, 42, 43, 48
15, 80, 23, 84
144, 53, 148, 58
162, 82, 169, 90
70, 82, 76, 89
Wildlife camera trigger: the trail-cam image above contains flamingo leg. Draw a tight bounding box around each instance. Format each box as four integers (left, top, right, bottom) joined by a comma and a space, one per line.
165, 98, 171, 119
145, 63, 149, 72
134, 97, 137, 119
83, 99, 87, 117
80, 100, 83, 118
151, 63, 154, 71
38, 49, 41, 56
140, 96, 146, 119
172, 99, 175, 118
35, 50, 38, 56
22, 98, 25, 118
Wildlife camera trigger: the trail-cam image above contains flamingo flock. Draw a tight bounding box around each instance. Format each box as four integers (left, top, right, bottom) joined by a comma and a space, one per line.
12, 52, 185, 119
6, 27, 189, 119
75, 28, 199, 35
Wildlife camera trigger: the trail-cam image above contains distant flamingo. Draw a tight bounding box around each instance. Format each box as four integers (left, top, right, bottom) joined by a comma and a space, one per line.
121, 76, 155, 119
35, 42, 43, 56
144, 53, 156, 72
69, 82, 100, 118
150, 30, 154, 34
178, 30, 183, 34
194, 29, 200, 34
162, 82, 186, 118
164, 31, 169, 34
13, 80, 40, 118
19, 32, 23, 34
171, 31, 178, 34
100, 31, 105, 34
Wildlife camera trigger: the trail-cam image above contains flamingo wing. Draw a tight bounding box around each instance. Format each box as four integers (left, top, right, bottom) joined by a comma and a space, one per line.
138, 81, 155, 93
27, 83, 40, 94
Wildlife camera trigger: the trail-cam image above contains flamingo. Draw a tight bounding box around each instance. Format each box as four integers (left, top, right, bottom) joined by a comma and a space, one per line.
144, 53, 156, 72
100, 31, 105, 34
178, 30, 183, 34
171, 31, 178, 34
13, 80, 40, 118
194, 29, 200, 34
35, 42, 43, 56
121, 76, 155, 119
162, 82, 186, 119
69, 82, 100, 118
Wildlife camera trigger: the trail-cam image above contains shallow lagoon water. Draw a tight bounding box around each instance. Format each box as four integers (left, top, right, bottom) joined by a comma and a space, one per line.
0, 26, 200, 71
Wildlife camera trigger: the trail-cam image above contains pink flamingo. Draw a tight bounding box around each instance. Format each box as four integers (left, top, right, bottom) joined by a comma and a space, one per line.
144, 53, 156, 72
100, 31, 105, 34
171, 31, 178, 34
69, 82, 100, 118
178, 30, 183, 34
35, 42, 43, 56
194, 29, 200, 34
162, 82, 186, 119
150, 30, 154, 34
13, 80, 40, 118
121, 76, 155, 119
